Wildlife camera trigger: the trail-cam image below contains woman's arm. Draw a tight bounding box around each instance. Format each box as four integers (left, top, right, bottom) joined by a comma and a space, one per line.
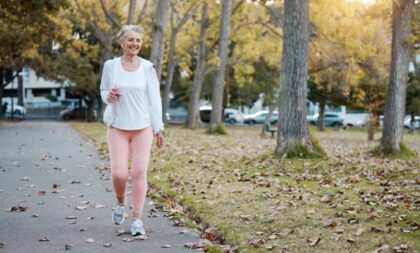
146, 64, 164, 135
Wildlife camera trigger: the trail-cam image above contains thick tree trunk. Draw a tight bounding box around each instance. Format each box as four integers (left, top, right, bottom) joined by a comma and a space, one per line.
127, 0, 136, 24
380, 0, 413, 152
162, 29, 177, 123
318, 101, 326, 131
209, 0, 232, 132
149, 0, 170, 81
276, 0, 312, 155
187, 3, 209, 129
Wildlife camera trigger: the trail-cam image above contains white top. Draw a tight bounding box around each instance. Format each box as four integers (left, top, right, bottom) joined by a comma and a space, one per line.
100, 57, 164, 133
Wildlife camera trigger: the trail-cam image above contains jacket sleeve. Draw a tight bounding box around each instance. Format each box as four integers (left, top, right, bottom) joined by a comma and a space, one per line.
147, 64, 164, 134
100, 60, 112, 105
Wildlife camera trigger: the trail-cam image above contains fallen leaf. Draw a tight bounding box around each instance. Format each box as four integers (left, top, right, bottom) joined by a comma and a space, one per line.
354, 227, 365, 236
75, 206, 87, 210
307, 236, 321, 247
115, 229, 130, 236
0, 241, 4, 248
70, 180, 81, 184
32, 214, 39, 218
133, 235, 148, 240
66, 216, 77, 219
7, 205, 27, 212
323, 219, 337, 228
39, 237, 49, 242
268, 234, 277, 240
103, 242, 112, 247
85, 238, 94, 243
249, 238, 264, 248
52, 184, 60, 189
38, 191, 46, 196
95, 204, 105, 209
372, 244, 389, 253
122, 237, 133, 242
161, 244, 171, 248
65, 242, 73, 250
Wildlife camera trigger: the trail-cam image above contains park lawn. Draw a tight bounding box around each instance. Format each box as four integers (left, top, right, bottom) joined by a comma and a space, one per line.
71, 122, 420, 253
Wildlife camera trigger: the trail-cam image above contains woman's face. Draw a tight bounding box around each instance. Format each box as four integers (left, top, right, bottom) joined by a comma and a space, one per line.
121, 31, 142, 56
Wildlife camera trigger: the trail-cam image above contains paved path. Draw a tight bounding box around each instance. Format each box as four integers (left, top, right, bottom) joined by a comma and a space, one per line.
0, 121, 201, 253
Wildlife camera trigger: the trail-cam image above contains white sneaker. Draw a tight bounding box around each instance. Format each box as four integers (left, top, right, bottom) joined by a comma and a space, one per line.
131, 219, 146, 236
112, 204, 125, 225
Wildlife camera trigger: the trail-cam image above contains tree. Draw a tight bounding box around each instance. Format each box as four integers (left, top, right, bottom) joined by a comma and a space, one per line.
162, 2, 198, 123
380, 0, 414, 153
0, 0, 67, 118
209, 0, 232, 133
186, 2, 209, 129
276, 0, 314, 156
149, 0, 170, 81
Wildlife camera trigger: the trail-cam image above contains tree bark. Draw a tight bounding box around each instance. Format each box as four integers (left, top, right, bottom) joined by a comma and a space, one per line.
187, 3, 209, 129
209, 0, 232, 132
276, 0, 312, 155
380, 0, 413, 152
127, 0, 137, 24
149, 0, 170, 81
318, 100, 325, 131
367, 113, 377, 141
0, 68, 3, 119
162, 25, 177, 123
17, 69, 23, 106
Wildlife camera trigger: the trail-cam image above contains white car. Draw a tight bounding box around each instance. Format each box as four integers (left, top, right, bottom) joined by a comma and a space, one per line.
2, 102, 26, 115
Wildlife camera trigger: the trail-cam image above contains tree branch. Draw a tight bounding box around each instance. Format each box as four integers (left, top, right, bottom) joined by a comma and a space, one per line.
99, 0, 122, 29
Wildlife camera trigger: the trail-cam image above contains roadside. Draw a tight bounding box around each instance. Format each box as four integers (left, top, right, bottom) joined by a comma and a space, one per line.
0, 121, 203, 253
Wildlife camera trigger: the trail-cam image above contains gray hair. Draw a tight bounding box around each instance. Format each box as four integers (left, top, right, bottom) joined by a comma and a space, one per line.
117, 25, 144, 41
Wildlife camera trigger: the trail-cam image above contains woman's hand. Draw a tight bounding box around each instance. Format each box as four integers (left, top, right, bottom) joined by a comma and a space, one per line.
155, 131, 164, 148
107, 90, 121, 103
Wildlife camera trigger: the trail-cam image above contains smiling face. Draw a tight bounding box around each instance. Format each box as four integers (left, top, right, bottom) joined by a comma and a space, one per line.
120, 31, 142, 56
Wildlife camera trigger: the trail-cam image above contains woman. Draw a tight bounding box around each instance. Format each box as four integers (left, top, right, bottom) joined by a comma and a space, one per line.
100, 24, 164, 236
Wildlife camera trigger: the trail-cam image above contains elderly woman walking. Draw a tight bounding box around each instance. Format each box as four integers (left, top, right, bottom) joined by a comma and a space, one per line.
100, 24, 164, 236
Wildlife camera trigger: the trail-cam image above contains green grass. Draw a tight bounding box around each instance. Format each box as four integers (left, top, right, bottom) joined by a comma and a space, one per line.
371, 142, 417, 159
71, 122, 420, 253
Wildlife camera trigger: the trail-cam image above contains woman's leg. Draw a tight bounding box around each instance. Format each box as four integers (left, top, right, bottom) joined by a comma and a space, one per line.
129, 126, 153, 218
107, 127, 130, 205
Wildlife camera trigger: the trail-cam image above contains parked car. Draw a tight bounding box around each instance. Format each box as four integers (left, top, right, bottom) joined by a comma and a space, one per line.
224, 108, 243, 124
404, 116, 420, 129
244, 110, 278, 125
2, 102, 26, 115
60, 107, 97, 120
308, 112, 345, 127
199, 106, 243, 124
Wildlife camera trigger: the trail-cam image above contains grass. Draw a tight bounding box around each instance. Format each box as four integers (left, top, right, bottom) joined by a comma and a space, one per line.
70, 122, 420, 253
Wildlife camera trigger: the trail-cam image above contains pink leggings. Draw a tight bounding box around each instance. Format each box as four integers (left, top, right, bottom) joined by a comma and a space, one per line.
106, 126, 153, 218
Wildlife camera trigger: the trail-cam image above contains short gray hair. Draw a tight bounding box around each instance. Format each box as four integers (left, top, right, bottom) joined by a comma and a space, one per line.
117, 25, 144, 41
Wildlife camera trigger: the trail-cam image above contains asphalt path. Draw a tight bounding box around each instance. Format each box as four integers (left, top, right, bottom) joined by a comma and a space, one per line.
0, 121, 202, 253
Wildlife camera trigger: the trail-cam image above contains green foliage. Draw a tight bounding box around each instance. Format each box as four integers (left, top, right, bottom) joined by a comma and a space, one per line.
371, 142, 416, 159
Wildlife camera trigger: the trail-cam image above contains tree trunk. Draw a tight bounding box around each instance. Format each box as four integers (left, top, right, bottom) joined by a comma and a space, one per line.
187, 3, 209, 129
149, 0, 170, 81
162, 27, 177, 123
276, 0, 312, 155
209, 0, 232, 132
367, 113, 377, 141
0, 68, 3, 119
17, 69, 23, 106
127, 0, 137, 24
318, 101, 325, 131
380, 0, 413, 152
85, 96, 96, 122
409, 112, 415, 133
